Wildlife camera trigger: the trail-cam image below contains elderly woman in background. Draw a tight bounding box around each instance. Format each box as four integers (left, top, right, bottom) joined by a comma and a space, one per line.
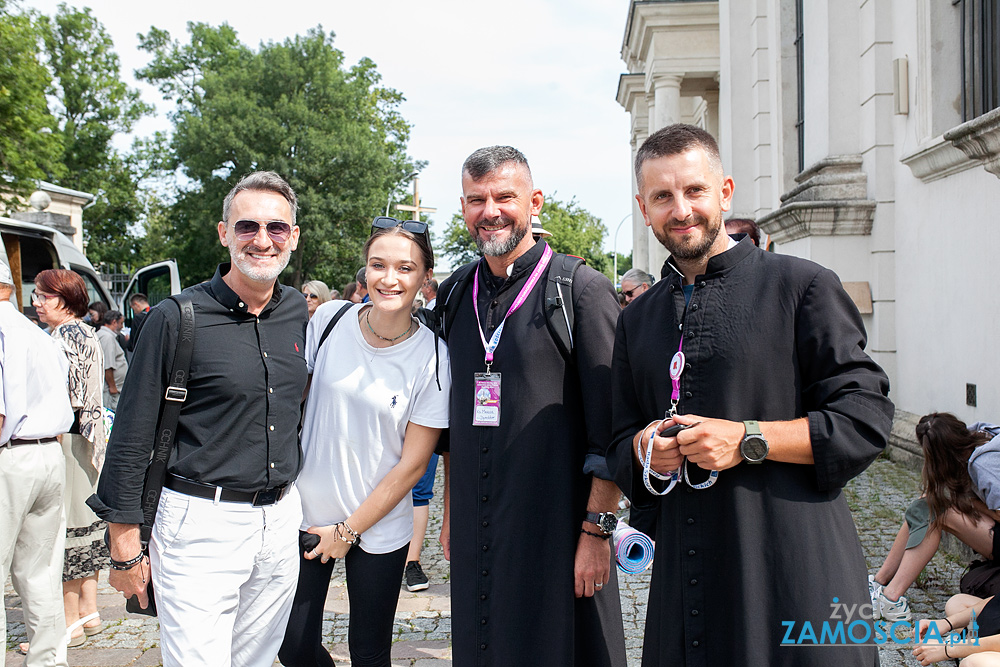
301, 280, 332, 320
32, 270, 109, 647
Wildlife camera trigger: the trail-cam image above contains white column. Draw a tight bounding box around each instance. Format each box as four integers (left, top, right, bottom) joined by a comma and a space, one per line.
651, 74, 684, 131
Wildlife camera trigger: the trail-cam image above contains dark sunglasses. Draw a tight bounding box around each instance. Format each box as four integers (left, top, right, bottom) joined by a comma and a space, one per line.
232, 219, 293, 242
371, 216, 428, 236
303, 293, 320, 300
621, 286, 641, 299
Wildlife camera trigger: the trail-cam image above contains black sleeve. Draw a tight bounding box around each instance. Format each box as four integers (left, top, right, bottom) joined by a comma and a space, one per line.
87, 302, 178, 524
798, 268, 894, 490
571, 267, 621, 481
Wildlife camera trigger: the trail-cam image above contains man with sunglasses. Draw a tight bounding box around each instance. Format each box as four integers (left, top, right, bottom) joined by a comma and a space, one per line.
89, 171, 308, 667
437, 146, 627, 667
608, 125, 893, 666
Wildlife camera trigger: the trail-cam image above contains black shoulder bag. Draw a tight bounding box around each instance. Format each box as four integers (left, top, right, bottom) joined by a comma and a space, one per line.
125, 294, 195, 616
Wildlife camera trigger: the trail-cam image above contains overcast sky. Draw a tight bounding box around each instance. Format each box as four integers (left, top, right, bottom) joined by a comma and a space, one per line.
24, 0, 637, 266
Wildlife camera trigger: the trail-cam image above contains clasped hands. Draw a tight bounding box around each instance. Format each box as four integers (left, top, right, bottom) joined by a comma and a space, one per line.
634, 414, 746, 475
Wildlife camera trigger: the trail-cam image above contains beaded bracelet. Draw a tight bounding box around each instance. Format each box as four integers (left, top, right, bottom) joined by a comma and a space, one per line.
334, 522, 359, 545
109, 552, 145, 570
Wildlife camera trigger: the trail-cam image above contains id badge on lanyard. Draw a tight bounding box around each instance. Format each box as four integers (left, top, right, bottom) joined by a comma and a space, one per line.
470, 246, 553, 428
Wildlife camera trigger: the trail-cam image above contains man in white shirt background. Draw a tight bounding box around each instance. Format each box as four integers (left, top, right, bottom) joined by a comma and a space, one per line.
0, 259, 76, 667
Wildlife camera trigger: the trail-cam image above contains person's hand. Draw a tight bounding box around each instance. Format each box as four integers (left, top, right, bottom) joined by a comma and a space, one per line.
634, 419, 683, 475
916, 618, 953, 643
574, 530, 611, 598
107, 556, 151, 608
912, 642, 949, 665
439, 518, 450, 561
674, 415, 746, 471
303, 525, 352, 563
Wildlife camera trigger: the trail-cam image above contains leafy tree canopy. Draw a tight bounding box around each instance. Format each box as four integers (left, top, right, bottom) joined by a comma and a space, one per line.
0, 3, 64, 195
138, 23, 421, 287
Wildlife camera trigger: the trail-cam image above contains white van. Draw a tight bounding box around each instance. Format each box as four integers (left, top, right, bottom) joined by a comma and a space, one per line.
0, 215, 180, 323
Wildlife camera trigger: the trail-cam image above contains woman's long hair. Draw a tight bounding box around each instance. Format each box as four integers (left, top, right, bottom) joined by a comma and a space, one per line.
919, 412, 991, 528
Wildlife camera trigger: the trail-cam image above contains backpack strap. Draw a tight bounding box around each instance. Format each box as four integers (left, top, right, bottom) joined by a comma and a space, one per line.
139, 293, 195, 546
544, 253, 586, 362
435, 260, 478, 343
317, 302, 356, 350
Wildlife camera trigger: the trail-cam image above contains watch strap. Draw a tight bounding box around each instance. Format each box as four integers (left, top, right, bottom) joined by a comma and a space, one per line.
743, 420, 762, 437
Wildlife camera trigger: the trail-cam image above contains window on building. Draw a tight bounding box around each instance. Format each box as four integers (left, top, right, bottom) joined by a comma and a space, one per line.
956, 0, 1000, 120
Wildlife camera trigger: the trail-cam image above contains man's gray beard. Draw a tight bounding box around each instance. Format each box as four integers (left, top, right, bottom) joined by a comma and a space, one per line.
231, 245, 291, 283
475, 221, 528, 257
652, 213, 722, 261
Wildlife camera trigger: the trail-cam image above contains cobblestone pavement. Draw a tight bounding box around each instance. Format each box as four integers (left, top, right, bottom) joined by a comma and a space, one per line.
5, 455, 967, 666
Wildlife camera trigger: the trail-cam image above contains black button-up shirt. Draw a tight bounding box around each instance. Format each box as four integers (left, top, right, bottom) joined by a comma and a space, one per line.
89, 264, 308, 525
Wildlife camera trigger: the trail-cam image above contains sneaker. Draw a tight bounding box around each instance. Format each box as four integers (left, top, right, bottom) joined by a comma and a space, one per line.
868, 575, 883, 620
878, 590, 912, 623
405, 560, 429, 592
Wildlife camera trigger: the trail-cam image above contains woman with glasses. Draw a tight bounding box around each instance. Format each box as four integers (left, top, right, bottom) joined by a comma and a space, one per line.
30, 270, 108, 648
300, 280, 332, 319
280, 218, 450, 667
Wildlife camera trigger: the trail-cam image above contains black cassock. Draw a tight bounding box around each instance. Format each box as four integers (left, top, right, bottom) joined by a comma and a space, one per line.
443, 240, 627, 667
608, 238, 894, 667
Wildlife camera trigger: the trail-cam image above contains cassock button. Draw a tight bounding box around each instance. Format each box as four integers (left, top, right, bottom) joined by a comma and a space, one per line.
685, 363, 691, 371
482, 447, 489, 453
685, 488, 693, 494
482, 545, 489, 551
482, 570, 488, 576
697, 281, 706, 288
482, 471, 488, 478
691, 609, 699, 616
668, 285, 676, 292
481, 618, 488, 625
692, 640, 700, 647
690, 579, 698, 586
481, 644, 488, 650
691, 304, 699, 311
482, 495, 488, 502
687, 518, 695, 525
688, 550, 696, 556
685, 391, 693, 398
481, 594, 487, 600
238, 302, 245, 308
482, 521, 489, 527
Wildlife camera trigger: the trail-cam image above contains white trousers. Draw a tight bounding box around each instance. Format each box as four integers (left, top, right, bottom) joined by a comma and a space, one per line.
150, 485, 302, 667
0, 441, 67, 667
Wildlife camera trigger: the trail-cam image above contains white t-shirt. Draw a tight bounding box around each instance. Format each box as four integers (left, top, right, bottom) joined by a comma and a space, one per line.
297, 300, 451, 554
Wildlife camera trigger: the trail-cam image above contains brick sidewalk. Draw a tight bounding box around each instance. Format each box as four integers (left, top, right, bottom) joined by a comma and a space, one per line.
6, 455, 968, 666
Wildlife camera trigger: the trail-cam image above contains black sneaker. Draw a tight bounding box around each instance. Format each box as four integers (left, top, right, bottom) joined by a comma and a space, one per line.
405, 560, 429, 591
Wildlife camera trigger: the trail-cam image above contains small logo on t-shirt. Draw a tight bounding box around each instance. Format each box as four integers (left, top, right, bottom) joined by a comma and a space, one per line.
390, 395, 398, 409
294, 343, 300, 352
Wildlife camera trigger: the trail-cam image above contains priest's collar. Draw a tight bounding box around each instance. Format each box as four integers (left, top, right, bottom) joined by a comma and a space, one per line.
662, 234, 756, 281
479, 238, 547, 288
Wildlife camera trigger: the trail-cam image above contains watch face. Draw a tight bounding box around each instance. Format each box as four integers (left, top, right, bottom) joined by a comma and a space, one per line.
741, 435, 768, 462
598, 514, 617, 534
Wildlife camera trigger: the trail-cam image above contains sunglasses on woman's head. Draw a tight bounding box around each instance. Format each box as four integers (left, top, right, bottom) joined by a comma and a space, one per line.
232, 219, 293, 242
371, 216, 428, 236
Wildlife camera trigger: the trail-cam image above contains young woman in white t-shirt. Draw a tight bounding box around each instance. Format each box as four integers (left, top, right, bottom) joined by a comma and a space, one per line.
279, 219, 450, 667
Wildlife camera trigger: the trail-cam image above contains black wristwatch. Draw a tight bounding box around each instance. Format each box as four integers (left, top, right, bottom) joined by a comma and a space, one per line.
584, 511, 618, 535
740, 420, 769, 464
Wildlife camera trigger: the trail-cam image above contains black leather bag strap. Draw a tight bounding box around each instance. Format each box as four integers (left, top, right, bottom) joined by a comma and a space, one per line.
139, 294, 195, 545
317, 302, 355, 351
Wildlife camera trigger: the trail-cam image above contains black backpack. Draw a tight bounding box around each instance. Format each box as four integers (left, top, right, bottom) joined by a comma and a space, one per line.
425, 252, 586, 362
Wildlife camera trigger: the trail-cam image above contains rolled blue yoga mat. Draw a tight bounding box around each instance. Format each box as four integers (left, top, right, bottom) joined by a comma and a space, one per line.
613, 519, 654, 574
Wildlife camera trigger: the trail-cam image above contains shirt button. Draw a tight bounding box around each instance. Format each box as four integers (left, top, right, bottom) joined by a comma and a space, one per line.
482, 471, 488, 478
263, 352, 268, 358
685, 391, 693, 398
238, 301, 245, 308
482, 570, 488, 576
481, 593, 487, 600
687, 518, 695, 525
482, 545, 489, 551
698, 281, 706, 288
269, 425, 275, 431
480, 644, 488, 650
692, 640, 700, 647
482, 495, 488, 502
270, 463, 275, 468
481, 618, 487, 625
691, 609, 699, 616
688, 550, 696, 556
482, 447, 489, 453
690, 579, 698, 586
691, 304, 699, 311
668, 285, 676, 292
269, 387, 273, 393
482, 521, 489, 527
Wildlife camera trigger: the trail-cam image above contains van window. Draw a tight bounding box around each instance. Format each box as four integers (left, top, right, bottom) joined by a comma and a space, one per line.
72, 268, 109, 308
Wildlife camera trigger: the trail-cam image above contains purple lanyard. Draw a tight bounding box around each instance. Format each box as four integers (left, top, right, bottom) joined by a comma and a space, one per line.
472, 245, 553, 372
668, 336, 685, 417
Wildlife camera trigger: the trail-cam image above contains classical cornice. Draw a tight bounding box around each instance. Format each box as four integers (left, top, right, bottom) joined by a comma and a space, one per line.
900, 137, 978, 183
944, 106, 1000, 179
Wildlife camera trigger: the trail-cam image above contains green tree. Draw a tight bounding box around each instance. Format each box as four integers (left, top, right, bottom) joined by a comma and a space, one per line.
0, 2, 63, 195
137, 23, 420, 287
439, 212, 478, 267
38, 4, 153, 264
